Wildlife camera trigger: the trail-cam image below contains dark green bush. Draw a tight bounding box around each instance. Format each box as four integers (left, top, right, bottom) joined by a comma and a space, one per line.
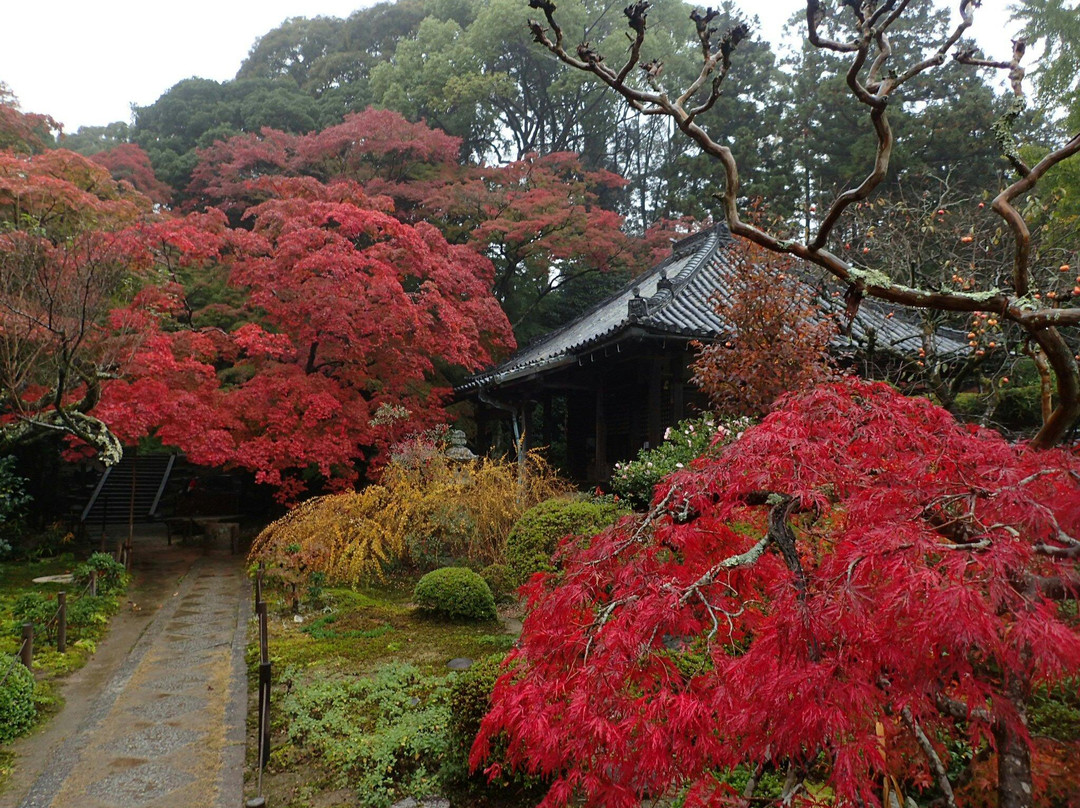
73, 552, 129, 596
67, 595, 113, 639
505, 496, 625, 587
443, 652, 539, 796
413, 567, 496, 621
11, 592, 56, 641
479, 563, 513, 602
0, 661, 37, 742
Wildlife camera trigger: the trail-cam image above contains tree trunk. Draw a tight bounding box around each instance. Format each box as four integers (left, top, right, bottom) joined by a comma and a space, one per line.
995, 717, 1032, 808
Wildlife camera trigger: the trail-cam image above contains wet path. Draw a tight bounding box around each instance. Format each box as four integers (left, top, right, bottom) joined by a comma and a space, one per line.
3, 530, 249, 808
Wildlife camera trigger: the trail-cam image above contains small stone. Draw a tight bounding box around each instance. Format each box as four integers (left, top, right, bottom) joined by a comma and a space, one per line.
447, 657, 473, 670
293, 614, 304, 623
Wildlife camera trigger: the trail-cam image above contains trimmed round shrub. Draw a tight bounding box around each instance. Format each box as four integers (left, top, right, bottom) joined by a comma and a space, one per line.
0, 661, 37, 742
413, 567, 496, 621
505, 496, 625, 587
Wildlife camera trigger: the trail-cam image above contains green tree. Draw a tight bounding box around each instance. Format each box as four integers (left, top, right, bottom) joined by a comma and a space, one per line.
1014, 0, 1080, 128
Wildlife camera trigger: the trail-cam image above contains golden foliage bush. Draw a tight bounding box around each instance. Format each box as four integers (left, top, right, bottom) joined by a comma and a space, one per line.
249, 437, 568, 587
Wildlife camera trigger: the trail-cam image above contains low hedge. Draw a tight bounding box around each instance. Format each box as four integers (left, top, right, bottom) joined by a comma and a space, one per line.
413, 567, 496, 621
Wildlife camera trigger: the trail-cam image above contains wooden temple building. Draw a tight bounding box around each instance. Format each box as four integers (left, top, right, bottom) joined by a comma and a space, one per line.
458, 223, 965, 483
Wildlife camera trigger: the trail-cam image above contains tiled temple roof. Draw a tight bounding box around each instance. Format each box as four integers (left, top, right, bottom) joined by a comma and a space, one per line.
460, 222, 967, 393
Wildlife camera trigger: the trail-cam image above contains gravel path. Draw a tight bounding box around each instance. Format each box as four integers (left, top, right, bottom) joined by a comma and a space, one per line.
2, 527, 249, 808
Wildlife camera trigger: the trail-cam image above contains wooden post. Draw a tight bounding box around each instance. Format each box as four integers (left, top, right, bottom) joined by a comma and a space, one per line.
127, 451, 137, 563
258, 602, 269, 665
89, 569, 97, 597
255, 567, 263, 612
20, 623, 33, 668
57, 592, 67, 653
99, 495, 108, 552
256, 600, 271, 769
258, 660, 272, 768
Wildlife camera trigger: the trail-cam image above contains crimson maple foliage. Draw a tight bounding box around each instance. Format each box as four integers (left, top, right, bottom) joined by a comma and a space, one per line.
0, 146, 163, 462
90, 143, 173, 206
427, 151, 688, 337
98, 179, 514, 500
0, 84, 59, 154
186, 108, 463, 217
474, 379, 1080, 808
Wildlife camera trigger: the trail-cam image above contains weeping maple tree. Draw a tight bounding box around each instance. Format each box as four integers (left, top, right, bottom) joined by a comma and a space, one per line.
475, 378, 1080, 808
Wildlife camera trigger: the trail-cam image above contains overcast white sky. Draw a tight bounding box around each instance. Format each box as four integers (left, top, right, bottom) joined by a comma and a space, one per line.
0, 0, 1021, 133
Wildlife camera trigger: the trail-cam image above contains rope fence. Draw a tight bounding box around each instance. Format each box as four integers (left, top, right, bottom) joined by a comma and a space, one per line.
0, 566, 104, 686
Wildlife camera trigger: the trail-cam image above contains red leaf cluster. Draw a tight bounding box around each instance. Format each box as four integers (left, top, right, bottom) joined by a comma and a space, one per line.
476, 379, 1080, 806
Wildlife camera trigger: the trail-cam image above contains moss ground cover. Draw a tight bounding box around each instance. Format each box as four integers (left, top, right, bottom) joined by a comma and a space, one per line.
250, 575, 522, 808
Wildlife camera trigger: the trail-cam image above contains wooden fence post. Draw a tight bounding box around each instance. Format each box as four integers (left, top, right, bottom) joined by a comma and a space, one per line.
57, 592, 67, 653
89, 569, 98, 598
20, 623, 33, 668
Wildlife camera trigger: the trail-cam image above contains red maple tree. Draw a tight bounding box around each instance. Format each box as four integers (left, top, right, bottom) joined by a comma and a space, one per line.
90, 143, 174, 206
475, 378, 1080, 808
98, 179, 514, 499
0, 146, 161, 462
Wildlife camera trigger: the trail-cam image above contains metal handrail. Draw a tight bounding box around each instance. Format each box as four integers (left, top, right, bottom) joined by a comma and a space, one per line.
149, 454, 176, 518
80, 465, 113, 523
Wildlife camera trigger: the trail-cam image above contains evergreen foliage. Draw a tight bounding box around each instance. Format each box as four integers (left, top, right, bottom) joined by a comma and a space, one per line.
413, 567, 496, 621
0, 662, 36, 743
504, 495, 625, 587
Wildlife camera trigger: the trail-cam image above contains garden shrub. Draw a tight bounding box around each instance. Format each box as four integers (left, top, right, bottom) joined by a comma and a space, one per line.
249, 428, 568, 588
479, 563, 513, 603
505, 495, 626, 587
67, 596, 113, 639
281, 663, 450, 808
413, 568, 496, 621
73, 552, 129, 597
11, 592, 56, 641
0, 661, 36, 742
610, 413, 752, 508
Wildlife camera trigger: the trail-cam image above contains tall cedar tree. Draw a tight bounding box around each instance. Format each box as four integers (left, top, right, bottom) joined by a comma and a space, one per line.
691, 241, 836, 417
475, 378, 1080, 808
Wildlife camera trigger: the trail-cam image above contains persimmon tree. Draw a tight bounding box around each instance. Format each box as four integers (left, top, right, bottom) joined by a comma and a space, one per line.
524, 0, 1080, 447
475, 378, 1080, 808
691, 241, 836, 417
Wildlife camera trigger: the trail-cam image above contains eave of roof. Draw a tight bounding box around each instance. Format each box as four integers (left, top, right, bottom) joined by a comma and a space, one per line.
459, 222, 968, 395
